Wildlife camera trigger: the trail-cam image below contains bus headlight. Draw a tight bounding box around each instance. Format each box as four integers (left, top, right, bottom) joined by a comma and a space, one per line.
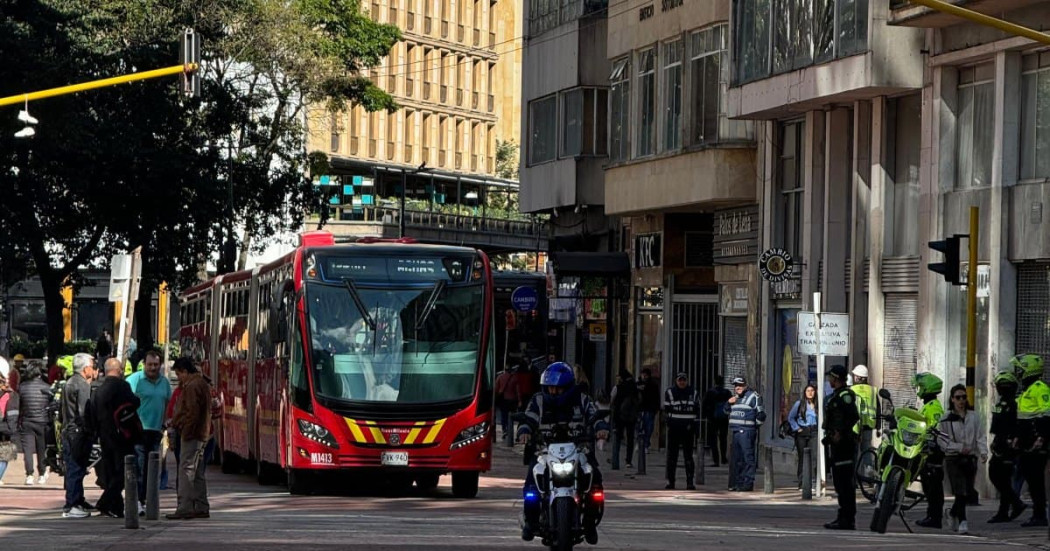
451, 421, 489, 450
297, 419, 339, 449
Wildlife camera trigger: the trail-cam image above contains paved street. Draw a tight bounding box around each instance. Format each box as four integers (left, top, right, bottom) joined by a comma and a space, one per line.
1, 438, 1047, 550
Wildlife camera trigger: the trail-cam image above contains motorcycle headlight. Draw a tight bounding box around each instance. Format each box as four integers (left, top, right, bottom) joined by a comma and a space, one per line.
900, 429, 921, 447
297, 419, 339, 449
549, 460, 576, 477
451, 421, 489, 450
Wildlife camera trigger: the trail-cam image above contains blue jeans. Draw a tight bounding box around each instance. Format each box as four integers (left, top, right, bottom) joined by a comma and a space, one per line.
639, 411, 655, 451
62, 434, 87, 510
0, 460, 8, 482
135, 430, 163, 503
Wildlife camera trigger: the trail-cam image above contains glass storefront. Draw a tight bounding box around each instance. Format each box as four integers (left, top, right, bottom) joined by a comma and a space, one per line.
635, 287, 664, 376
773, 307, 803, 443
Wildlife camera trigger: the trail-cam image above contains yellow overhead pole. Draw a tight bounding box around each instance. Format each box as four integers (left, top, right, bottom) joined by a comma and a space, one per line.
904, 0, 1050, 45
0, 63, 198, 108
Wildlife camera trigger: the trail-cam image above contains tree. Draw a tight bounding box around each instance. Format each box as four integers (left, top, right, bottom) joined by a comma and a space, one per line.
495, 139, 519, 180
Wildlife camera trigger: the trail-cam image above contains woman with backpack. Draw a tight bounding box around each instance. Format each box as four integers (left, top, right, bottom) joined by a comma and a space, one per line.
788, 383, 819, 490
0, 362, 19, 485
610, 369, 640, 470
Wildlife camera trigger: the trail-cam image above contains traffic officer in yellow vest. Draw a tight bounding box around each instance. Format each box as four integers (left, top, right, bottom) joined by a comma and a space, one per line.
823, 365, 860, 530
913, 372, 946, 529
850, 365, 877, 437
1013, 353, 1050, 528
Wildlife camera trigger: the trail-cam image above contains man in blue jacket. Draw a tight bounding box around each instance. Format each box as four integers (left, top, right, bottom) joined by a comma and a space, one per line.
725, 377, 765, 491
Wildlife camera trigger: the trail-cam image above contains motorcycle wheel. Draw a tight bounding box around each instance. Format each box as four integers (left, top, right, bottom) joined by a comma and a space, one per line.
855, 448, 878, 503
870, 468, 904, 534
550, 495, 576, 551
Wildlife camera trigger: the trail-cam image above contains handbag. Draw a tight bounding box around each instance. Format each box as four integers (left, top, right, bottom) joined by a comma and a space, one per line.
778, 419, 794, 439
0, 440, 16, 462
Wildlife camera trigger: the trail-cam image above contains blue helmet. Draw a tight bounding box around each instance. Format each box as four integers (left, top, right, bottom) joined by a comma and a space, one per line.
541, 362, 574, 388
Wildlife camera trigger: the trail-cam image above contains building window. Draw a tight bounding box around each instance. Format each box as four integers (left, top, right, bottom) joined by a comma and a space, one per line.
609, 57, 631, 162
663, 40, 683, 152
691, 26, 722, 145
637, 48, 656, 157
529, 95, 557, 165
561, 87, 608, 158
329, 111, 341, 153
889, 94, 921, 256
778, 120, 804, 258
956, 63, 994, 189
1021, 52, 1050, 181
733, 0, 868, 85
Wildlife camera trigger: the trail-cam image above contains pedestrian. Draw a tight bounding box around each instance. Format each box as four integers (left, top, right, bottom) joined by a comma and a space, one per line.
61, 353, 98, 518
162, 383, 184, 491
725, 376, 765, 492
789, 383, 819, 490
96, 329, 113, 360
516, 360, 536, 410
937, 384, 987, 535
664, 372, 700, 490
987, 370, 1026, 523
90, 358, 143, 517
1011, 354, 1050, 528
610, 369, 640, 470
17, 360, 50, 486
822, 365, 859, 530
0, 365, 19, 486
913, 372, 946, 529
636, 368, 660, 454
47, 361, 63, 384
702, 375, 731, 467
573, 364, 591, 397
9, 354, 23, 391
166, 357, 212, 520
494, 365, 520, 444
127, 350, 172, 515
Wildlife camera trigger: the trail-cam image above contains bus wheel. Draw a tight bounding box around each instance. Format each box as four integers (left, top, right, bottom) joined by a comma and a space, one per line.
288, 469, 313, 495
416, 474, 440, 491
451, 471, 479, 498
221, 451, 241, 475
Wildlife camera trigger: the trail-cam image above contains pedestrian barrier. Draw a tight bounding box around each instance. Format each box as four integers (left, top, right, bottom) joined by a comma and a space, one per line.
802, 447, 813, 500
763, 446, 774, 494
124, 455, 138, 529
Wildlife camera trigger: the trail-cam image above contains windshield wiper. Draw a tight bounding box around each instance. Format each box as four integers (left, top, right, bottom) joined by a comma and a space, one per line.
343, 279, 376, 331
415, 280, 446, 331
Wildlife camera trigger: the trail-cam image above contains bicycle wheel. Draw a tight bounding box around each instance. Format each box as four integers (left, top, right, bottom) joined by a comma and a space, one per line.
855, 448, 879, 503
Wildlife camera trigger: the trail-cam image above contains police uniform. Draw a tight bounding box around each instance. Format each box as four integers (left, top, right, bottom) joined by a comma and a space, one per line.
989, 389, 1023, 521
917, 397, 945, 526
726, 377, 765, 491
663, 376, 700, 489
1018, 378, 1050, 527
824, 377, 860, 529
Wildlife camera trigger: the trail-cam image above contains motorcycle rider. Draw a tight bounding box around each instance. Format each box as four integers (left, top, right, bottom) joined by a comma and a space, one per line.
850, 365, 877, 439
823, 365, 860, 530
987, 370, 1026, 523
517, 362, 610, 544
913, 372, 945, 529
1013, 353, 1050, 528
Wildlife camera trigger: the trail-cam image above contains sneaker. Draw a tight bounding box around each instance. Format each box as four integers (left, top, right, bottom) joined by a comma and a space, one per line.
37, 474, 48, 485
957, 520, 968, 534
62, 506, 90, 519
138, 502, 146, 517
25, 476, 34, 486
946, 509, 958, 531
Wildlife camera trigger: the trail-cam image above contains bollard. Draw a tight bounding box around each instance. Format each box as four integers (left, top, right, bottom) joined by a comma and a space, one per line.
146, 451, 160, 520
802, 446, 813, 500
635, 425, 646, 476
124, 454, 139, 529
762, 445, 774, 494
696, 444, 706, 486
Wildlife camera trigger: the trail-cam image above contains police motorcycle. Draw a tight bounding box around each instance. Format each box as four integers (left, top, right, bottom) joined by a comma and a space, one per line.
855, 389, 946, 534
514, 410, 607, 551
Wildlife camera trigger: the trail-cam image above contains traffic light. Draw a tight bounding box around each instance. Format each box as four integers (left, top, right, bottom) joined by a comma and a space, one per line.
181, 28, 200, 97
928, 236, 961, 285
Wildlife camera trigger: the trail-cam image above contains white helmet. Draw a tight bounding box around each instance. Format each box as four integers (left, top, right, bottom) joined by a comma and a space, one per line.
0, 357, 8, 380
852, 365, 869, 379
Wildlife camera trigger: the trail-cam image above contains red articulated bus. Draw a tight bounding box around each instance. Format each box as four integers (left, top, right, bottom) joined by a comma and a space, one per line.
177, 231, 495, 496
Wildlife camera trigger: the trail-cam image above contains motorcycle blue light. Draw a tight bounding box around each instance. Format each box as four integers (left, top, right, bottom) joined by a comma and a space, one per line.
524, 491, 539, 502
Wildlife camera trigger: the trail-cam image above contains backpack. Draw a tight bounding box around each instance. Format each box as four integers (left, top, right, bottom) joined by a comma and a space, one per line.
113, 401, 144, 442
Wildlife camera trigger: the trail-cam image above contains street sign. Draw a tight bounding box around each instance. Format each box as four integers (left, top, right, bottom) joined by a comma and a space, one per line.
759, 248, 794, 282
797, 312, 850, 356
109, 254, 134, 302
511, 286, 539, 312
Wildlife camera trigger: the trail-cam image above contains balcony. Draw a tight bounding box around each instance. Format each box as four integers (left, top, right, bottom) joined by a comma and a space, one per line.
425, 16, 432, 34
350, 136, 359, 154
440, 84, 448, 103
406, 77, 414, 97
456, 88, 463, 106
889, 0, 1033, 27
457, 24, 465, 42
322, 204, 548, 252
442, 20, 448, 37
369, 139, 377, 157
473, 29, 480, 46
472, 91, 479, 110
487, 94, 494, 112
387, 141, 395, 160
489, 32, 495, 48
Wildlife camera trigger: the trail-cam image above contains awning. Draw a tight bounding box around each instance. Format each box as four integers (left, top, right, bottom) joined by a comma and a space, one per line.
549, 252, 631, 277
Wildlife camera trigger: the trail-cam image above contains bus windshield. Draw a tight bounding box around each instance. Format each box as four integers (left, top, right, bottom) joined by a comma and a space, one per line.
305, 281, 484, 404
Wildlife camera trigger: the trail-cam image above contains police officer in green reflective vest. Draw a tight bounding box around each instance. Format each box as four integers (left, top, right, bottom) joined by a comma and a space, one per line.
850, 365, 877, 441
914, 372, 945, 529
1013, 353, 1050, 528
823, 365, 860, 530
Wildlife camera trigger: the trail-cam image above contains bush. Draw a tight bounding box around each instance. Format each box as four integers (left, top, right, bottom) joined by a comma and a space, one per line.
9, 338, 101, 360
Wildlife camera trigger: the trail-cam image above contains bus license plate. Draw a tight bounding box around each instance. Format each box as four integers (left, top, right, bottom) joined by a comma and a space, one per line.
381, 452, 409, 466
